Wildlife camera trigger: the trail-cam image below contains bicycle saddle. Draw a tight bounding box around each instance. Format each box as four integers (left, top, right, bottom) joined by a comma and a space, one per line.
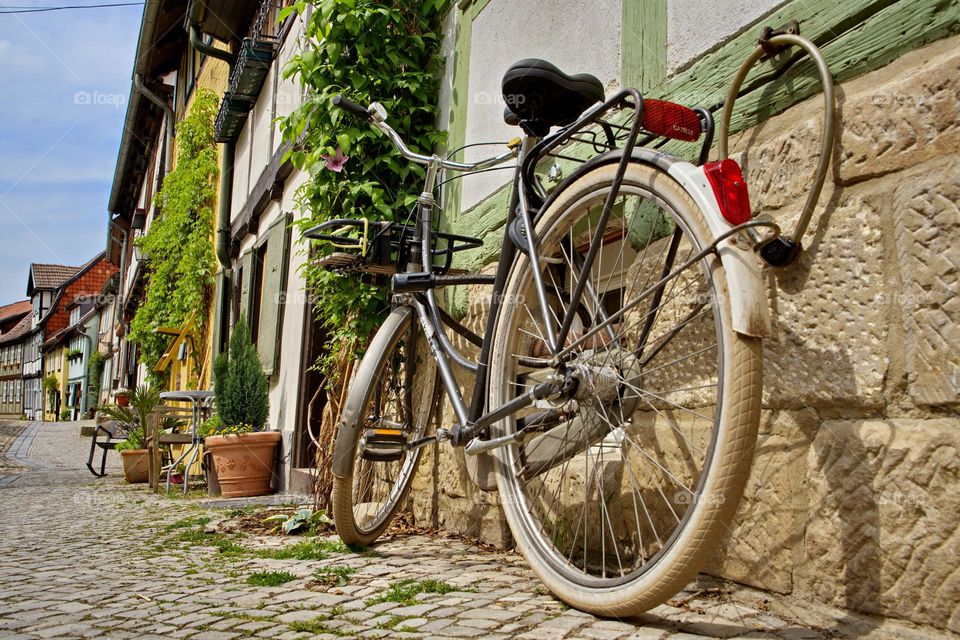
502, 58, 605, 135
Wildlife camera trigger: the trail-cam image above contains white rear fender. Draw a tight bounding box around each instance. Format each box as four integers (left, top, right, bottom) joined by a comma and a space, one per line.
667, 161, 771, 338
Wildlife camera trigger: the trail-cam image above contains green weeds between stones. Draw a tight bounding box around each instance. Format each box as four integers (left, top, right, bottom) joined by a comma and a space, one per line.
246, 570, 298, 587
365, 579, 459, 606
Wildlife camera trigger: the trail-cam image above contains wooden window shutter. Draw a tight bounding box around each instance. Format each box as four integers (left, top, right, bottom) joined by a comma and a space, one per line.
257, 213, 292, 377
238, 249, 255, 326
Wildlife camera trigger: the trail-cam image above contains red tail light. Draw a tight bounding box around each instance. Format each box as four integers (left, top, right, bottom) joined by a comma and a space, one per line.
641, 99, 701, 141
704, 159, 751, 225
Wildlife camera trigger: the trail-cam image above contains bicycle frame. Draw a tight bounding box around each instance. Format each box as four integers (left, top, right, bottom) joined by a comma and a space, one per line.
393, 89, 655, 448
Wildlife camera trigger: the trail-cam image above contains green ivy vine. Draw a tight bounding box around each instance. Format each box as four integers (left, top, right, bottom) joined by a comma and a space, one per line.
279, 0, 451, 373
87, 350, 106, 407
128, 89, 219, 378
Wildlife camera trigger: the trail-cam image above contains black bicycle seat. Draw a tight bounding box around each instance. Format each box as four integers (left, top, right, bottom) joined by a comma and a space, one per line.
502, 59, 604, 134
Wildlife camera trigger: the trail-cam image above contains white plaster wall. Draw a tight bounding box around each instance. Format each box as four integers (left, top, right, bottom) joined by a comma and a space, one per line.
460, 0, 622, 210
231, 10, 310, 225
249, 64, 276, 183
224, 12, 312, 488
274, 12, 308, 143
258, 169, 309, 488
436, 7, 458, 136
666, 0, 787, 72
231, 122, 252, 222
233, 166, 309, 488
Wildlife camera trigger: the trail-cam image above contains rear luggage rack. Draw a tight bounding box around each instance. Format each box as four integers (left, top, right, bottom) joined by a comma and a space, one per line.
524, 92, 716, 201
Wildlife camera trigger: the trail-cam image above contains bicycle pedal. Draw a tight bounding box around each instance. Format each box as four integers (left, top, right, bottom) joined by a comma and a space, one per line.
361, 429, 407, 462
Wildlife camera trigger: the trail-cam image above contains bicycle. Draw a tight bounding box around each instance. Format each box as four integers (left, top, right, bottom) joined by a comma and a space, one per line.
306, 31, 834, 616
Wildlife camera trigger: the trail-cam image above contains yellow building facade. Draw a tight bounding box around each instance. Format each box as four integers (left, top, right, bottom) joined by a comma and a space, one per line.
42, 346, 66, 421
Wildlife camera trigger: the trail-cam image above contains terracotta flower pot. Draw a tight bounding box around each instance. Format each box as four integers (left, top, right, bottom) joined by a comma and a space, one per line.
120, 449, 149, 483
115, 395, 130, 407
205, 431, 281, 498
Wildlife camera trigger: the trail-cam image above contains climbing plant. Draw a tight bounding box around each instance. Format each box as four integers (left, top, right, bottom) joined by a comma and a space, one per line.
128, 89, 219, 379
86, 350, 106, 407
279, 0, 451, 372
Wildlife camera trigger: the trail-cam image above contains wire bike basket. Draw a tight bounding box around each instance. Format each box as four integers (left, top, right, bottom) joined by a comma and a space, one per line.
304, 218, 483, 277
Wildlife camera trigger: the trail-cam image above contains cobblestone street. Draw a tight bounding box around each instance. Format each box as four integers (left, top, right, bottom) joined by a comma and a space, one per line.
0, 421, 950, 640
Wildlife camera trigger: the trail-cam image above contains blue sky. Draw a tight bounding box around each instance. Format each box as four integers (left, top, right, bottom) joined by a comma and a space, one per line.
0, 2, 143, 304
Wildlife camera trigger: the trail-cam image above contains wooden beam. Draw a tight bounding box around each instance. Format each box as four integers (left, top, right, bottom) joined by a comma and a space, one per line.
230, 141, 294, 242
622, 0, 667, 93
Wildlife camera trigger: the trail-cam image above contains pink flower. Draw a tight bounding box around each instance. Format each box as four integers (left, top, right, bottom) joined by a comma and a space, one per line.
321, 147, 349, 172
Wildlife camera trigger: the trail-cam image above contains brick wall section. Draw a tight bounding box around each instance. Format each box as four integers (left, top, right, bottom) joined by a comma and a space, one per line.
44, 258, 118, 335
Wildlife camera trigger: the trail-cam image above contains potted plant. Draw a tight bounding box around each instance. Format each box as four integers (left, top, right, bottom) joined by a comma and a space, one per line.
97, 385, 162, 484
114, 387, 132, 407
115, 426, 148, 483
205, 316, 279, 498
169, 463, 186, 485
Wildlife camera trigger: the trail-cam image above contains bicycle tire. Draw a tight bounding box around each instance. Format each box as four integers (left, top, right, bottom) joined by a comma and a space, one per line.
332, 306, 436, 546
488, 161, 762, 615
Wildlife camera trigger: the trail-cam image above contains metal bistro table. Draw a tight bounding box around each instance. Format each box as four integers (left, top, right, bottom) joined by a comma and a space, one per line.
159, 390, 215, 494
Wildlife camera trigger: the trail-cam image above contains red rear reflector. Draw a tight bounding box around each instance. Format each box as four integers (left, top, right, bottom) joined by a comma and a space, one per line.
641, 99, 701, 141
704, 159, 752, 225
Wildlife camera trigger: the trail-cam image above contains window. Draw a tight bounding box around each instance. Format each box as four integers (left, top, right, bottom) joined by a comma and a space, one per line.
231, 215, 291, 376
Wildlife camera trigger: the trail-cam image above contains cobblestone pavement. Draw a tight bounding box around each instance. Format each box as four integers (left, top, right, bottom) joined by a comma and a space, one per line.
0, 421, 27, 478
0, 421, 950, 640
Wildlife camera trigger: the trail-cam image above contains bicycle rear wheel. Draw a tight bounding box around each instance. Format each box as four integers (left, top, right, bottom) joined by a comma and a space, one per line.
332, 307, 436, 546
488, 161, 762, 615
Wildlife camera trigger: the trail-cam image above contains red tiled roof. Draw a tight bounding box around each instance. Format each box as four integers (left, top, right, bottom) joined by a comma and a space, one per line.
30, 263, 81, 290
0, 314, 32, 345
0, 300, 30, 322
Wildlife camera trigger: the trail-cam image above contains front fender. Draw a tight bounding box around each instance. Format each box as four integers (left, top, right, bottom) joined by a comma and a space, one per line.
331, 306, 414, 479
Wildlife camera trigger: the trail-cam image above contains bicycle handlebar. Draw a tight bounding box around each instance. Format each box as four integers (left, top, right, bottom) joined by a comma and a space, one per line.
332, 94, 518, 172
332, 94, 372, 121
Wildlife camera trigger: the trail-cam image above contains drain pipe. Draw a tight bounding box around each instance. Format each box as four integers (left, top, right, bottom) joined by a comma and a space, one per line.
185, 19, 236, 271
108, 222, 128, 392
187, 2, 237, 351
216, 143, 235, 272
188, 22, 235, 70
134, 74, 174, 174
215, 141, 236, 352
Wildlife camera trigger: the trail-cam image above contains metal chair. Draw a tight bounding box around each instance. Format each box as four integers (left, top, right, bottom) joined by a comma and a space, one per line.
86, 422, 126, 478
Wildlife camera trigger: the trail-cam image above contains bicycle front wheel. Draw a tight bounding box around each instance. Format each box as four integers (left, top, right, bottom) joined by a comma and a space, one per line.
488, 161, 762, 615
332, 307, 436, 546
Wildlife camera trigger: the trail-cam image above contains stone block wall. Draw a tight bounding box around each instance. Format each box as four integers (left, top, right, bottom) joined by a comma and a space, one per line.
410, 34, 960, 632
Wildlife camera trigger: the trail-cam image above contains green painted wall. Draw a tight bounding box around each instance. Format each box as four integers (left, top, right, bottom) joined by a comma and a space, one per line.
441, 0, 960, 317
